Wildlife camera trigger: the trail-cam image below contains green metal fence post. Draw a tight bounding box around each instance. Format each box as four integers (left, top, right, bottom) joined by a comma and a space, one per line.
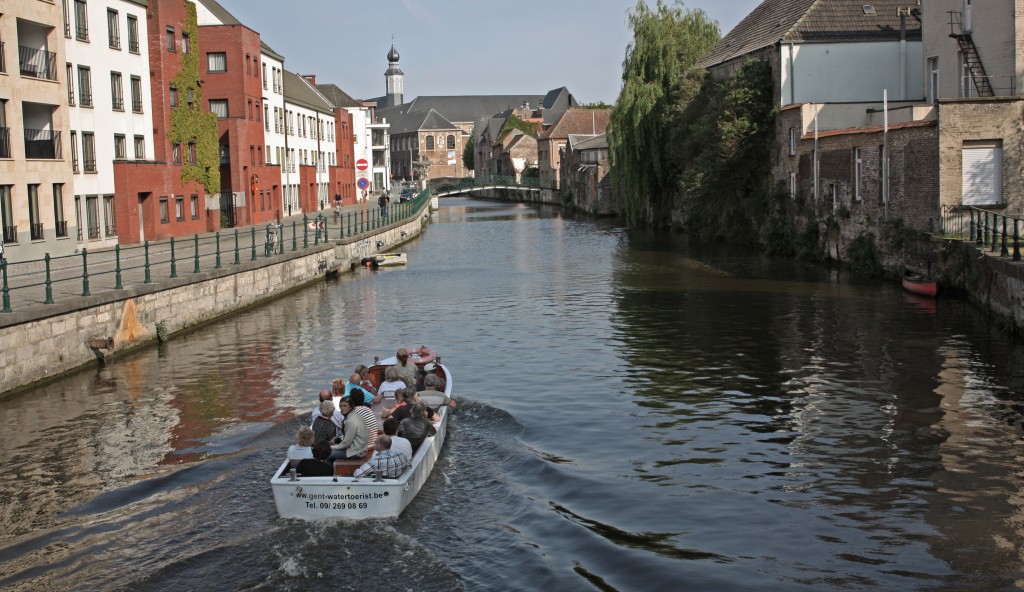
169, 238, 177, 278
114, 245, 123, 290
292, 220, 297, 252
303, 215, 309, 248
1015, 220, 1021, 262
1001, 217, 1009, 257
250, 227, 257, 261
265, 224, 272, 257
194, 234, 201, 272
1, 259, 11, 313
215, 231, 222, 269
144, 241, 152, 283
234, 229, 240, 265
81, 249, 90, 296
280, 225, 285, 254
347, 212, 351, 237
44, 254, 53, 304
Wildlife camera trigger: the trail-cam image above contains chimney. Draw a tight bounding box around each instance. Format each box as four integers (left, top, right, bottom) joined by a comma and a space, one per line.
303, 74, 317, 85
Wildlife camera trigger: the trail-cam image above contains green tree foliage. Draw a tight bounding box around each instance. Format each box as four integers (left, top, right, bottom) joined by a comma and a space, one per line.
463, 136, 474, 171
675, 59, 776, 242
610, 0, 719, 225
169, 1, 220, 196
498, 114, 539, 140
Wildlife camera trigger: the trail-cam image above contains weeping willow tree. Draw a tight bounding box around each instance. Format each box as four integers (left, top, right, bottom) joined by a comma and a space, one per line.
610, 0, 719, 226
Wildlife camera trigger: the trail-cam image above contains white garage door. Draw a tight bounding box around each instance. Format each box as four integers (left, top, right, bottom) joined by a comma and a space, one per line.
962, 143, 1003, 206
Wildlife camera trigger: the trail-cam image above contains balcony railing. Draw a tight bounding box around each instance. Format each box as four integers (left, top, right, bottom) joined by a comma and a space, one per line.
30, 223, 44, 241
18, 46, 57, 81
2, 226, 16, 244
87, 224, 100, 239
24, 129, 62, 160
0, 128, 9, 159
132, 98, 143, 113
105, 224, 117, 237
55, 220, 68, 238
128, 37, 139, 53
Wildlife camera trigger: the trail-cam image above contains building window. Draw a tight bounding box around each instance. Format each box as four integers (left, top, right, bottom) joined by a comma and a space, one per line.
159, 196, 168, 223
250, 145, 255, 166
107, 9, 120, 49
0, 185, 13, 243
166, 26, 175, 52
186, 88, 194, 108
78, 66, 92, 107
175, 196, 184, 221
262, 62, 267, 89
959, 51, 974, 98
190, 194, 199, 219
110, 71, 123, 110
103, 195, 116, 236
245, 54, 251, 75
62, 0, 72, 38
172, 142, 181, 165
425, 135, 434, 150
127, 15, 139, 53
114, 134, 126, 159
74, 0, 89, 41
53, 184, 68, 237
789, 172, 796, 199
181, 32, 189, 55
169, 86, 178, 108
207, 52, 226, 73
219, 143, 230, 164
74, 195, 81, 240
209, 99, 228, 119
188, 141, 196, 164
88, 195, 101, 239
82, 132, 96, 172
789, 128, 797, 156
29, 185, 43, 240
853, 147, 862, 201
131, 76, 142, 112
257, 145, 262, 165
928, 57, 939, 104
266, 144, 272, 164
248, 99, 253, 121
66, 63, 75, 105
134, 135, 145, 159
264, 104, 269, 131
70, 131, 79, 172
447, 134, 455, 149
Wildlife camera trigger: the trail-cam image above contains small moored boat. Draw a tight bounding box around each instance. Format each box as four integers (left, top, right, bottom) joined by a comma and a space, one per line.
370, 253, 407, 267
271, 353, 452, 520
902, 269, 937, 298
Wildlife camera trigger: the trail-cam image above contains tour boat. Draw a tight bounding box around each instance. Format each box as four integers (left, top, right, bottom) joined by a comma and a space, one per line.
271, 352, 452, 520
902, 269, 938, 298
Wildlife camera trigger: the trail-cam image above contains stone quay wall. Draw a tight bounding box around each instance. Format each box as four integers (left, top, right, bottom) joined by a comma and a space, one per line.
0, 210, 429, 395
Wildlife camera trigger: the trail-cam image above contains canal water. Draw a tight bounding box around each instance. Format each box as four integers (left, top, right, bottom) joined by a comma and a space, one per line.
1, 198, 1023, 591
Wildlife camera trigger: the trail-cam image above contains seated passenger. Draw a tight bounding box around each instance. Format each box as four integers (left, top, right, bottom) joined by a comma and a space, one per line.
418, 372, 455, 410
296, 440, 334, 476
398, 402, 437, 453
353, 365, 378, 396
380, 387, 410, 422
353, 435, 411, 479
287, 427, 315, 467
331, 397, 378, 460
378, 366, 410, 399
312, 400, 341, 445
391, 388, 440, 424
345, 374, 380, 405
382, 418, 413, 462
394, 347, 420, 384
311, 389, 343, 430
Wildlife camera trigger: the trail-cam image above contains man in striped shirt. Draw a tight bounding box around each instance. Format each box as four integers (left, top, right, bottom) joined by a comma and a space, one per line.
354, 435, 410, 479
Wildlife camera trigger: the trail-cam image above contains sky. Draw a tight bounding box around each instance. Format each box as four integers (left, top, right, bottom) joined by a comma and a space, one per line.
214, 0, 763, 104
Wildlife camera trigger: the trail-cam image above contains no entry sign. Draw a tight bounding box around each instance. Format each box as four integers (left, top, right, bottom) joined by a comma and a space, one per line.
356, 158, 368, 171
357, 178, 370, 190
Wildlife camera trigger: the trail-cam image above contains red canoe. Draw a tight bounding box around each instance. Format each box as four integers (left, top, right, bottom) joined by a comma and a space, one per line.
902, 270, 937, 298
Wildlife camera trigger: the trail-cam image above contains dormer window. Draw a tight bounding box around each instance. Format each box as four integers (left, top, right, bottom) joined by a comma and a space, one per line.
863, 5, 876, 15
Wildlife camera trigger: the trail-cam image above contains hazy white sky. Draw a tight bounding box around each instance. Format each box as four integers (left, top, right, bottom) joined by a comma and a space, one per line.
215, 0, 762, 103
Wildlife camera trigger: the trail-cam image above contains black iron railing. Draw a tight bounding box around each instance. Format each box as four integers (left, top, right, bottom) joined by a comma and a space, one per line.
55, 221, 68, 238
30, 223, 43, 241
104, 224, 117, 237
18, 46, 57, 81
2, 226, 16, 244
942, 204, 1022, 261
24, 129, 62, 160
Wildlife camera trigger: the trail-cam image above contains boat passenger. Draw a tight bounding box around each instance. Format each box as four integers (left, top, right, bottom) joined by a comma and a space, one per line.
353, 435, 411, 479
296, 440, 334, 477
398, 403, 437, 453
311, 389, 343, 430
382, 418, 413, 462
353, 365, 378, 396
287, 427, 315, 468
378, 366, 410, 399
312, 400, 341, 445
329, 397, 370, 460
380, 387, 410, 422
418, 373, 455, 410
391, 388, 440, 424
345, 375, 380, 405
394, 348, 420, 384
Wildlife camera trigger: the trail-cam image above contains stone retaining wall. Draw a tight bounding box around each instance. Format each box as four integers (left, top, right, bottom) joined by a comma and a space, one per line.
0, 208, 429, 395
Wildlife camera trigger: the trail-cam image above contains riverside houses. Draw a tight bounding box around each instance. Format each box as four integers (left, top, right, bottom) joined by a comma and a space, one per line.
281, 70, 336, 213
66, 0, 154, 252
0, 0, 77, 261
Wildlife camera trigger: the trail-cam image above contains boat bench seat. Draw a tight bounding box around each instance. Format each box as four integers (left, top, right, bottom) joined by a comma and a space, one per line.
333, 451, 373, 476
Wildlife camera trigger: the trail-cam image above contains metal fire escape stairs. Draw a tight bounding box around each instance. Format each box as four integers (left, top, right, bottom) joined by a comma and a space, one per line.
948, 10, 994, 97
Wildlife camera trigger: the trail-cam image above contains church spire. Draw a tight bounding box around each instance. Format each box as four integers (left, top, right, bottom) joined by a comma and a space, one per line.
384, 37, 404, 108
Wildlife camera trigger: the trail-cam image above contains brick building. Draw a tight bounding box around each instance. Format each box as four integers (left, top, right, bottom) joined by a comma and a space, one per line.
562, 133, 613, 215
537, 108, 611, 191
113, 0, 220, 244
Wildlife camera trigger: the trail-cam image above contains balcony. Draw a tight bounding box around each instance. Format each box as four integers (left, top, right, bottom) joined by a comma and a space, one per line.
18, 46, 57, 81
55, 220, 68, 238
24, 129, 62, 159
30, 223, 43, 241
0, 128, 9, 159
2, 226, 16, 244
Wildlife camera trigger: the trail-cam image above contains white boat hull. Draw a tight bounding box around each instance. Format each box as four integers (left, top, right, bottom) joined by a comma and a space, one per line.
272, 363, 451, 520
